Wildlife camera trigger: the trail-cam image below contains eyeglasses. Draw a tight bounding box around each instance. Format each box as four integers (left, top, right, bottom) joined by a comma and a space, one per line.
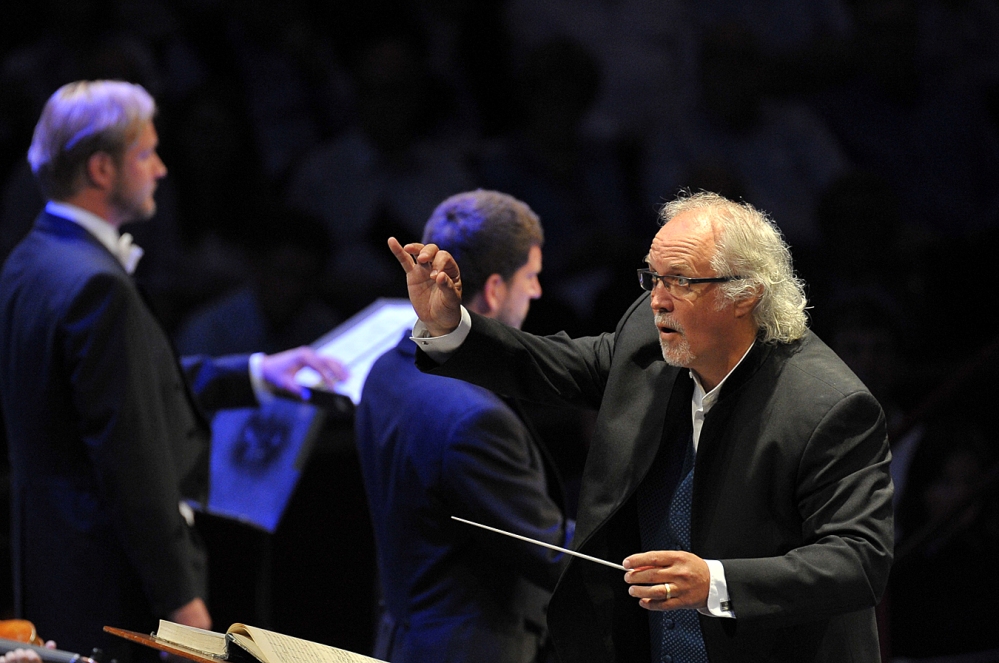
636, 268, 741, 294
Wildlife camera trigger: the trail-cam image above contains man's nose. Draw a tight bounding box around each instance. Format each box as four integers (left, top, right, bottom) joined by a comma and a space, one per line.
650, 283, 673, 311
155, 155, 168, 178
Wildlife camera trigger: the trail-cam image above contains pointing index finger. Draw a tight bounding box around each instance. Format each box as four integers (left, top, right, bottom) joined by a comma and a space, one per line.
388, 236, 421, 271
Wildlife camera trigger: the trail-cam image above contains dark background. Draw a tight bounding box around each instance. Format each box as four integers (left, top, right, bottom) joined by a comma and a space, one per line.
2, 0, 999, 660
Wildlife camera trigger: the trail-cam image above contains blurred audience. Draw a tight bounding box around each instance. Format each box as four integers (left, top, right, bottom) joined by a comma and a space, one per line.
642, 23, 850, 251
410, 0, 519, 139
504, 0, 695, 141
690, 0, 852, 50
1, 0, 999, 655
218, 0, 353, 184
888, 415, 999, 659
916, 0, 999, 99
811, 0, 999, 239
803, 169, 915, 310
283, 32, 474, 315
174, 207, 338, 356
476, 38, 635, 331
688, 0, 857, 96
820, 296, 919, 529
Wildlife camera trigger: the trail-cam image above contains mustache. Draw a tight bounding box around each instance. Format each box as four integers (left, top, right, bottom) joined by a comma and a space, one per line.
654, 312, 684, 334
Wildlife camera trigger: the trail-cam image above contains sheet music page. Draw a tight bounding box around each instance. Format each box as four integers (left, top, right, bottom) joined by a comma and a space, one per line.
231, 624, 386, 663
294, 298, 416, 404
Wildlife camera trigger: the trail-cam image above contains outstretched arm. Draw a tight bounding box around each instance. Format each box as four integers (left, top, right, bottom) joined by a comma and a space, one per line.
388, 237, 462, 336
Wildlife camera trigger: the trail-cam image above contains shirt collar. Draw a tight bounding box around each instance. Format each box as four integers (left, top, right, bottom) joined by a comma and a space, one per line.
690, 341, 756, 414
46, 201, 143, 273
46, 200, 121, 256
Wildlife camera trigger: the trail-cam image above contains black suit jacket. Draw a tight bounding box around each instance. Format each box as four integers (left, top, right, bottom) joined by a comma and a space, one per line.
0, 212, 258, 658
421, 294, 894, 662
356, 335, 572, 663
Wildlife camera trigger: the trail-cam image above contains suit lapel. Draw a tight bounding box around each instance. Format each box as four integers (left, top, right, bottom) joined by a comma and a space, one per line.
575, 356, 680, 546
695, 339, 772, 463
36, 211, 125, 272
690, 340, 775, 548
40, 212, 213, 432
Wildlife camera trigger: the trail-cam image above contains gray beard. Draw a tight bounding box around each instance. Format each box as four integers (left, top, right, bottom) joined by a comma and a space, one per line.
660, 335, 694, 367
655, 313, 694, 367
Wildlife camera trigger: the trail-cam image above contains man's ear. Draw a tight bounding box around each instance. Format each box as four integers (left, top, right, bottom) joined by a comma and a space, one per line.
732, 283, 762, 319
85, 151, 116, 191
478, 273, 507, 318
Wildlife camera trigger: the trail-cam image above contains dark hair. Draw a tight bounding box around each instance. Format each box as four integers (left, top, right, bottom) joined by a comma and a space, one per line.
422, 190, 543, 298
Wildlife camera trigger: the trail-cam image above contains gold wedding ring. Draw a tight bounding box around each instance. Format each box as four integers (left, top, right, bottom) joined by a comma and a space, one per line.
664, 583, 673, 600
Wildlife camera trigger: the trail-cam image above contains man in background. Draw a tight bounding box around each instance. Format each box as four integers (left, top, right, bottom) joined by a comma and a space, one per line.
0, 80, 344, 661
356, 190, 573, 663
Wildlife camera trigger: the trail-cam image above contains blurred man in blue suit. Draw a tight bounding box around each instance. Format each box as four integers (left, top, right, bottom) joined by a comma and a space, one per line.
355, 190, 573, 663
0, 80, 344, 661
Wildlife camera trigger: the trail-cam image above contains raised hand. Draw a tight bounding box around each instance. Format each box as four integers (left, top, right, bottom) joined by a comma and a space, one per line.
388, 237, 462, 336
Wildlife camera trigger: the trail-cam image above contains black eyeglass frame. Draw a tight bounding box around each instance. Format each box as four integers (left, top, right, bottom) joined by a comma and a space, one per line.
636, 268, 742, 292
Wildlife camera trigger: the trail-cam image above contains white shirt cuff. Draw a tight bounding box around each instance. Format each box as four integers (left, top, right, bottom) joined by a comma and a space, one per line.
178, 500, 196, 527
249, 352, 276, 405
698, 559, 735, 618
410, 306, 472, 362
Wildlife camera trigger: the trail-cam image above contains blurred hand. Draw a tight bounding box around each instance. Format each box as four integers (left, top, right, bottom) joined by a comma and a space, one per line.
169, 597, 212, 631
387, 237, 462, 336
0, 642, 55, 663
259, 346, 347, 398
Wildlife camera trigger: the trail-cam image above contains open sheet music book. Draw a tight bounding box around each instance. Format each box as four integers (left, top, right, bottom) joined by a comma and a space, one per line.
112, 620, 386, 663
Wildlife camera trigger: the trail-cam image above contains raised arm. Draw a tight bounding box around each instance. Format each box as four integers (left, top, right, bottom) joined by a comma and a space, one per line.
388, 237, 463, 336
